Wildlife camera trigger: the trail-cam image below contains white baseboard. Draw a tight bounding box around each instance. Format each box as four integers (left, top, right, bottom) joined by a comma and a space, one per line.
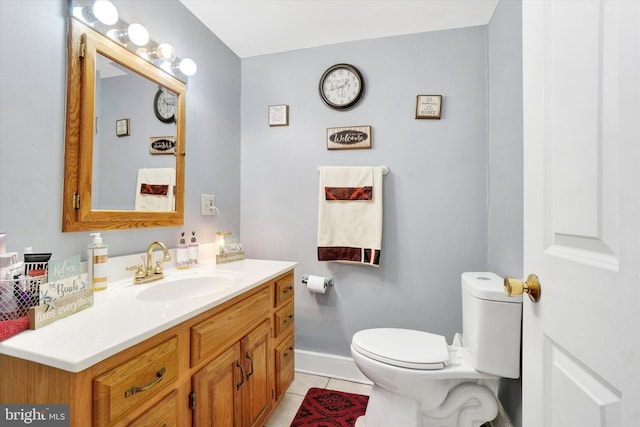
294, 349, 514, 427
294, 349, 371, 384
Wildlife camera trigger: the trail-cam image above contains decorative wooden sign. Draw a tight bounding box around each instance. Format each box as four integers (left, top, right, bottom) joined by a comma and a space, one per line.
29, 288, 94, 329
216, 251, 245, 264
326, 125, 372, 150
149, 136, 177, 154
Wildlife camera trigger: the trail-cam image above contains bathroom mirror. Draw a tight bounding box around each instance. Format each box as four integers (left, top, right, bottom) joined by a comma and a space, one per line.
62, 18, 186, 231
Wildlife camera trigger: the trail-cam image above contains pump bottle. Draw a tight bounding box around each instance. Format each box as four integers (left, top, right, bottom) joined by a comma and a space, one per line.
176, 232, 189, 270
88, 233, 108, 291
189, 231, 199, 266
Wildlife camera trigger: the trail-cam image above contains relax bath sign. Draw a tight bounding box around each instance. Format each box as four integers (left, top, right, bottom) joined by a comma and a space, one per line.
29, 254, 94, 329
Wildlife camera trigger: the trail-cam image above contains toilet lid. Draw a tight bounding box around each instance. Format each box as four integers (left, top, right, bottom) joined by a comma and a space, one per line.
352, 328, 450, 370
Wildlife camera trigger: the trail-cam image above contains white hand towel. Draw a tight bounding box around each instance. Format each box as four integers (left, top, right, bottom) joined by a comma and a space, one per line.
317, 166, 383, 266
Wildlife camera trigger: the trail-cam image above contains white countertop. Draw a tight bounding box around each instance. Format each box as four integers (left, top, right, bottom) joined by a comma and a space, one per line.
0, 259, 296, 373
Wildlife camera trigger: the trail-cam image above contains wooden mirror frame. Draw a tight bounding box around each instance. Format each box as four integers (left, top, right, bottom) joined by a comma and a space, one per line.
62, 18, 186, 232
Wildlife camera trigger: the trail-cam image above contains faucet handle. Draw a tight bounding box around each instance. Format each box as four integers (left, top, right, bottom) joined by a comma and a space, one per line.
126, 263, 146, 280
154, 260, 164, 275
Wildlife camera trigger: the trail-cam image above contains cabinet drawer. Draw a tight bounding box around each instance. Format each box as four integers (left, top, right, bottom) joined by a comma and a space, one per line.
274, 272, 294, 307
275, 333, 295, 400
274, 300, 294, 338
191, 287, 270, 366
128, 390, 179, 427
93, 337, 178, 425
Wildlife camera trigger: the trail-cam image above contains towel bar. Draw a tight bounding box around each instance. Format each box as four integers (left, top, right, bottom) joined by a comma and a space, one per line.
317, 166, 389, 175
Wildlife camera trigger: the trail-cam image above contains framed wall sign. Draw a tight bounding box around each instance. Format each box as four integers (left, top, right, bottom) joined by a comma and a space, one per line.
326, 125, 372, 150
268, 104, 289, 126
115, 118, 130, 136
149, 136, 176, 154
415, 95, 442, 119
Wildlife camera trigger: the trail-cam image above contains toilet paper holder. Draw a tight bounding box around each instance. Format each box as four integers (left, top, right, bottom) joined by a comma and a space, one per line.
301, 275, 334, 287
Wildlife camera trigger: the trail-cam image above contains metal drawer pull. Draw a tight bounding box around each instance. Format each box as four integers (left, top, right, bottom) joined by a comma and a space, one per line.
124, 367, 166, 398
246, 352, 254, 379
236, 361, 245, 390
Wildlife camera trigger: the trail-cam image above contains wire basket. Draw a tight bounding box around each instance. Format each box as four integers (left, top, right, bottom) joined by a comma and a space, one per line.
0, 262, 47, 321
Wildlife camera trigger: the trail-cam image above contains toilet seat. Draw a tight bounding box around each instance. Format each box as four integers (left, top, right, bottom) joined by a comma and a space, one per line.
352, 328, 450, 370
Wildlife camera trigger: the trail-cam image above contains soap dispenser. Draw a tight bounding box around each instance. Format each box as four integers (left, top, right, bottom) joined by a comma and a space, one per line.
176, 232, 189, 270
189, 231, 199, 266
88, 232, 108, 291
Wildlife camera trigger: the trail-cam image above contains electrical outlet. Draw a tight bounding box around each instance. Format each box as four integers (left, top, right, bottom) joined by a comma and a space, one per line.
200, 194, 215, 216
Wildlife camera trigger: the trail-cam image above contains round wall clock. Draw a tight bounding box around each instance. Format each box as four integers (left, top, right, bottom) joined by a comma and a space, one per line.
319, 63, 364, 110
154, 87, 177, 123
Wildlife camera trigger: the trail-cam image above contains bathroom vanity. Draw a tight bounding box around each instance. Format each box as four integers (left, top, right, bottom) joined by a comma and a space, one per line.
0, 259, 296, 426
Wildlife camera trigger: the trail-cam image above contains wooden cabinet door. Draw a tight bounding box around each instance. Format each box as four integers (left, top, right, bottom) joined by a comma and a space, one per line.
192, 343, 242, 427
240, 320, 272, 427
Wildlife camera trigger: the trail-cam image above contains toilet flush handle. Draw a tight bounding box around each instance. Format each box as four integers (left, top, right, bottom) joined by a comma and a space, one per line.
504, 274, 541, 303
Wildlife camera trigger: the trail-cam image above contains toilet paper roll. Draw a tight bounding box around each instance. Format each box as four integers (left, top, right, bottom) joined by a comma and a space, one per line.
306, 275, 328, 294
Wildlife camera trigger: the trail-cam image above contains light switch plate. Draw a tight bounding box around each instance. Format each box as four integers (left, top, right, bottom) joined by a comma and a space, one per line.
200, 194, 215, 216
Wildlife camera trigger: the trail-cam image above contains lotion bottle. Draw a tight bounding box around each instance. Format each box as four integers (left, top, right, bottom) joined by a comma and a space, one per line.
88, 232, 108, 291
176, 232, 189, 270
188, 231, 199, 266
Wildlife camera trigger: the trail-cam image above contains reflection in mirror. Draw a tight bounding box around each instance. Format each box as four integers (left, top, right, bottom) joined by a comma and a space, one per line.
92, 54, 176, 211
62, 18, 186, 232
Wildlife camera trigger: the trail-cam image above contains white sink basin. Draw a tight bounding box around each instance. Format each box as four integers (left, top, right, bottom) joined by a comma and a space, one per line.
136, 272, 238, 302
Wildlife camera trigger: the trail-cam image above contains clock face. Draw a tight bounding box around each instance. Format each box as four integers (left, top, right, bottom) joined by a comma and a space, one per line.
319, 64, 364, 110
154, 87, 177, 123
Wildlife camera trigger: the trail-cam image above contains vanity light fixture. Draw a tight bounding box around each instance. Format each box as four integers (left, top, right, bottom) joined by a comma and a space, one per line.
70, 0, 197, 81
174, 58, 198, 77
107, 23, 150, 47
79, 0, 118, 25
156, 43, 177, 62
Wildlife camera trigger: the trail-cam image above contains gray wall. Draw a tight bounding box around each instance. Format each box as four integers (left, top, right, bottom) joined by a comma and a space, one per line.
241, 26, 491, 355
0, 0, 241, 258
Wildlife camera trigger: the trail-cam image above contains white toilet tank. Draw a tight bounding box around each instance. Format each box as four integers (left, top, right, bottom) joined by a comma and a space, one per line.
461, 272, 522, 379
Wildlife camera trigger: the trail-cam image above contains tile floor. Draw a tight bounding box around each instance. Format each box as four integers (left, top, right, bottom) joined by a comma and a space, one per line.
264, 371, 373, 427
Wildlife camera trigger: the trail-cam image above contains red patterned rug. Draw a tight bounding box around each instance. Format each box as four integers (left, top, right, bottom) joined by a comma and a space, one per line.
290, 387, 369, 427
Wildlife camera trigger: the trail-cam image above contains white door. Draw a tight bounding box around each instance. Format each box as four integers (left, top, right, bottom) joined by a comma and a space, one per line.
521, 1, 640, 426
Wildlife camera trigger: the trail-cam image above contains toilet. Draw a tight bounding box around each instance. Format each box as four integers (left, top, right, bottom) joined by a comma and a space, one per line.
351, 272, 522, 427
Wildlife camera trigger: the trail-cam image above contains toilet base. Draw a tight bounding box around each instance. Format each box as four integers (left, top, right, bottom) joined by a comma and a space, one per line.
357, 382, 498, 427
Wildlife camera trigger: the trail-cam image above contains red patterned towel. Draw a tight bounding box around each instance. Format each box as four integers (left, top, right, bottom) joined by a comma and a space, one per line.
140, 183, 169, 196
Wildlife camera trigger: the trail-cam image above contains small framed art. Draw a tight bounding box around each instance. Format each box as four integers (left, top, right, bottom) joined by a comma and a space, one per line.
268, 104, 289, 126
149, 136, 176, 155
415, 95, 442, 119
326, 125, 372, 150
115, 118, 130, 136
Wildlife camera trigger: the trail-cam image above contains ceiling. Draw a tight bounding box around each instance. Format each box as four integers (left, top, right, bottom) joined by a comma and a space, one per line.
179, 0, 499, 58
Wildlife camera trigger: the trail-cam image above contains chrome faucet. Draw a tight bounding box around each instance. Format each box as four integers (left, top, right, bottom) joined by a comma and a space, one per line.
126, 241, 172, 284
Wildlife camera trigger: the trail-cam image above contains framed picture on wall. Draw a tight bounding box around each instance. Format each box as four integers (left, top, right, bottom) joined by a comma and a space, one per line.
115, 118, 130, 136
268, 104, 289, 126
326, 125, 372, 150
415, 95, 442, 119
149, 136, 176, 154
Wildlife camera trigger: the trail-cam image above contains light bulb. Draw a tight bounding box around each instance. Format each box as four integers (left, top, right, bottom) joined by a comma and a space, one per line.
127, 23, 149, 47
156, 43, 176, 62
179, 58, 197, 76
136, 47, 151, 60
92, 0, 118, 25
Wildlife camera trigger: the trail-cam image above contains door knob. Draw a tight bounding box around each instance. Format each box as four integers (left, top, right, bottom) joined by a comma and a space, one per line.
504, 274, 541, 302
